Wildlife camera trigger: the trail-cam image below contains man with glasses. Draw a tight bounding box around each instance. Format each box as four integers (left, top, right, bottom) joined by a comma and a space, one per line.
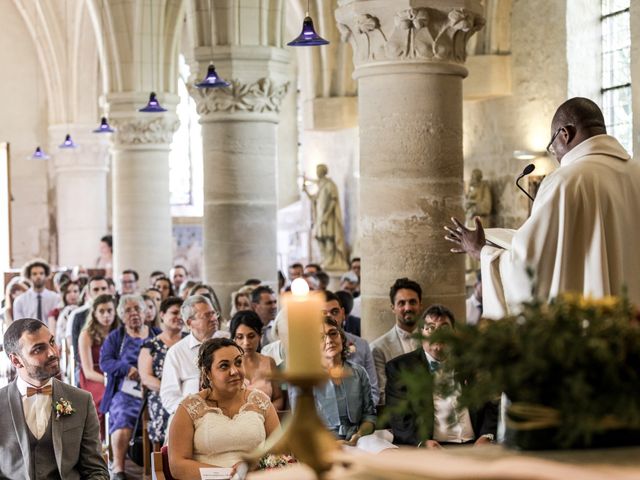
446, 97, 640, 318
160, 295, 228, 415
385, 305, 497, 447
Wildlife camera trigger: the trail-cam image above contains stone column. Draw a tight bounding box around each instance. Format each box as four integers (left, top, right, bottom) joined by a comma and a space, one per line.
336, 1, 485, 339
108, 93, 179, 282
50, 124, 110, 268
189, 48, 289, 316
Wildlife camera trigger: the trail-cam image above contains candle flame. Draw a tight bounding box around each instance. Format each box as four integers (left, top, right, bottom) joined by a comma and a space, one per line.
291, 278, 309, 297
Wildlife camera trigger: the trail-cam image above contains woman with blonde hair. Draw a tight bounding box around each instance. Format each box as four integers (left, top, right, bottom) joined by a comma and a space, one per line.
78, 293, 119, 439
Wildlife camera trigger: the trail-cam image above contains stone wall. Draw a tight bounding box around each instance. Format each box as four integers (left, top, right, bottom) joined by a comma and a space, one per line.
0, 2, 51, 269
463, 0, 568, 229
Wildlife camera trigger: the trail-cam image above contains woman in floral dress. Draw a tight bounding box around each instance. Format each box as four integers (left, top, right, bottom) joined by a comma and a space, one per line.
138, 296, 185, 448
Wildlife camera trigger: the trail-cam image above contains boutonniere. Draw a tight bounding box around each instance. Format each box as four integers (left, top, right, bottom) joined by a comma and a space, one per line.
53, 397, 75, 419
347, 341, 357, 357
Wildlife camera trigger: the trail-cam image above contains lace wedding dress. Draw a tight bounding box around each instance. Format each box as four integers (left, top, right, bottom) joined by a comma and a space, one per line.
181, 389, 270, 468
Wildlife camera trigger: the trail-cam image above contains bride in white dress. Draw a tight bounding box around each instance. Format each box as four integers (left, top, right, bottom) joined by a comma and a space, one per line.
168, 338, 280, 478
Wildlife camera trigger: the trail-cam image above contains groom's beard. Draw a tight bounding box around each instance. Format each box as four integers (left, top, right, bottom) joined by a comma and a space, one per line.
20, 354, 60, 382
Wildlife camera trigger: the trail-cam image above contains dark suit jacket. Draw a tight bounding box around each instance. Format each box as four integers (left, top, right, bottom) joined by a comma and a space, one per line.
343, 315, 361, 337
385, 348, 498, 446
0, 378, 109, 480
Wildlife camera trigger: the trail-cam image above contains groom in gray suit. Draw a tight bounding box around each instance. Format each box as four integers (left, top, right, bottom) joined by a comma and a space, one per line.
0, 318, 108, 480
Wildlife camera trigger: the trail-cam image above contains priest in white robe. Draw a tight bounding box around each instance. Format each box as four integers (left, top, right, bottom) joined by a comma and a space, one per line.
445, 97, 640, 319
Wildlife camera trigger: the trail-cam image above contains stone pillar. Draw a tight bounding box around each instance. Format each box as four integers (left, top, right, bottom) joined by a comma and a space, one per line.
189, 48, 290, 316
336, 1, 485, 339
50, 124, 110, 268
108, 93, 179, 282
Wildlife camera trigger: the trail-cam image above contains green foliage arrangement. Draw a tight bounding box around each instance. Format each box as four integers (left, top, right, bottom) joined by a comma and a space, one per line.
431, 293, 640, 447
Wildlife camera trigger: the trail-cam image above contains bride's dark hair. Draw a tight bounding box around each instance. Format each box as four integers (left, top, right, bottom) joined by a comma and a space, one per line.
198, 337, 244, 390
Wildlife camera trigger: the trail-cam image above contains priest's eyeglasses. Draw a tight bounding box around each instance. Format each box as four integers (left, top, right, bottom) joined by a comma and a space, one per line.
546, 125, 572, 154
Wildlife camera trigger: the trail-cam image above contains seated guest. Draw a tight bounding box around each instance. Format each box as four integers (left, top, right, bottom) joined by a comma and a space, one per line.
251, 286, 278, 347
304, 263, 321, 275
230, 311, 284, 409
466, 272, 483, 326
138, 296, 186, 449
189, 283, 224, 321
154, 276, 174, 301
323, 291, 379, 405
335, 290, 361, 337
386, 305, 498, 447
179, 280, 198, 300
170, 265, 189, 294
48, 279, 80, 341
316, 271, 330, 291
12, 258, 60, 323
100, 294, 157, 479
339, 271, 359, 297
1, 276, 29, 328
160, 295, 226, 416
291, 317, 377, 446
168, 338, 280, 477
230, 285, 255, 318
0, 319, 109, 479
78, 294, 119, 440
145, 287, 162, 310
260, 309, 287, 367
143, 293, 160, 328
287, 262, 303, 283
371, 278, 423, 405
148, 271, 166, 288
119, 269, 139, 295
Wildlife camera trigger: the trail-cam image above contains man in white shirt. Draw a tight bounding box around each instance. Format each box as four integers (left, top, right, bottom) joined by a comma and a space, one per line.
386, 305, 497, 447
12, 259, 60, 324
446, 97, 640, 318
370, 278, 423, 405
0, 318, 108, 479
160, 295, 227, 415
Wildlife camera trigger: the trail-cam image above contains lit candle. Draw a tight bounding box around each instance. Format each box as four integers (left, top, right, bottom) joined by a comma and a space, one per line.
286, 278, 324, 377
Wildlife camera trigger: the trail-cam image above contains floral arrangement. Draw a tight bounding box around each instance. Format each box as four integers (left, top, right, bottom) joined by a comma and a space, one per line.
346, 341, 357, 357
430, 293, 640, 448
256, 453, 297, 470
53, 397, 75, 419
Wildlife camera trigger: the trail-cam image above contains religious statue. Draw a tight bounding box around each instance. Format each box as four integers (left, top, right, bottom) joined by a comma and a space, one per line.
465, 168, 493, 227
303, 164, 349, 271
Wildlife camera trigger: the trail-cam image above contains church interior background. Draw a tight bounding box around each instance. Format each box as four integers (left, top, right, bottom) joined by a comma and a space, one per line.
0, 0, 635, 338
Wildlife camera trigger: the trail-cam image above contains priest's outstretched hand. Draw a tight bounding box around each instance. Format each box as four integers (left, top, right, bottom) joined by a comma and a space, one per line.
444, 217, 486, 261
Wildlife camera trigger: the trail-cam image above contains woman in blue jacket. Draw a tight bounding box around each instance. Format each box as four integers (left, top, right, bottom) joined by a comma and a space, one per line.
100, 294, 158, 480
291, 316, 377, 445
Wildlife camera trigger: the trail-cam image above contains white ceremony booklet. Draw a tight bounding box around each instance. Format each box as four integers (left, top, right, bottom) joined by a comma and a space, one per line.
200, 467, 234, 480
484, 228, 516, 250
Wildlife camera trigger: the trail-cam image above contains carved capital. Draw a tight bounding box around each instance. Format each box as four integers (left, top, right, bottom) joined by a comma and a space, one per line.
188, 78, 289, 117
336, 2, 485, 71
111, 117, 180, 146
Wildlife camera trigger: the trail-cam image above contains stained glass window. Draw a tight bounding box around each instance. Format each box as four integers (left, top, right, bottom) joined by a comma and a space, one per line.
602, 0, 632, 154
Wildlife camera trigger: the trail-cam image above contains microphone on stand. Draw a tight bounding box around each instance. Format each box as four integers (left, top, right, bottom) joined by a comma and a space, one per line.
516, 163, 536, 202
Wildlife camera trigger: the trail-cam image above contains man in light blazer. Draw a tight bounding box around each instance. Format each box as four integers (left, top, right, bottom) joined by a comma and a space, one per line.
0, 318, 108, 480
370, 278, 423, 405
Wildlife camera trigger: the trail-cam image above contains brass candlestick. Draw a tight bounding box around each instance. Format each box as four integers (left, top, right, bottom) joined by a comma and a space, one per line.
245, 372, 338, 478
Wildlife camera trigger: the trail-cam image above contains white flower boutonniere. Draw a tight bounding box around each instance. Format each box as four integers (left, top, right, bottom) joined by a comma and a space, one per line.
347, 341, 357, 357
53, 397, 75, 419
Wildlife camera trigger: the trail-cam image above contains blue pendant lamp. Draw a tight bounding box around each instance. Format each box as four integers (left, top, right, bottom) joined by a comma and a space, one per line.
59, 134, 78, 148
93, 116, 114, 133
30, 146, 50, 160
288, 2, 329, 47
196, 63, 230, 89
139, 92, 167, 113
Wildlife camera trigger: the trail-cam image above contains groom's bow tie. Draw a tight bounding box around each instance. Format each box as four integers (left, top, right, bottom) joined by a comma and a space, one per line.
26, 385, 52, 397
